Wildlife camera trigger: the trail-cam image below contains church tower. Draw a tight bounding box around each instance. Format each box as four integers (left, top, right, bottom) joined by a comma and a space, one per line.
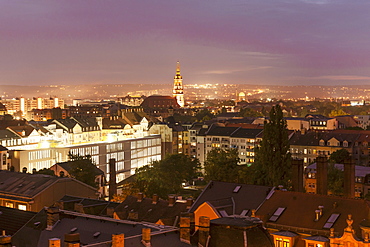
173, 61, 184, 107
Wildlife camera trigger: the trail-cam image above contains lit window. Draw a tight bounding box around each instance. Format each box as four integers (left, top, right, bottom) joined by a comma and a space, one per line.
5, 202, 14, 208
18, 204, 27, 211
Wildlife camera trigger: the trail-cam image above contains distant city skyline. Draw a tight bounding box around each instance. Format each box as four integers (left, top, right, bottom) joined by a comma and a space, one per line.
1, 1, 370, 86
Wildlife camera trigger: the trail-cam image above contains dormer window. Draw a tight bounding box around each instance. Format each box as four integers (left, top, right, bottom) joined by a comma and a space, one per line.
319, 140, 325, 146
343, 141, 348, 147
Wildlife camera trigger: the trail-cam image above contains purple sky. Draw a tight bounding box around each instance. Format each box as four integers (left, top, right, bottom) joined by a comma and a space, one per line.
1, 0, 370, 86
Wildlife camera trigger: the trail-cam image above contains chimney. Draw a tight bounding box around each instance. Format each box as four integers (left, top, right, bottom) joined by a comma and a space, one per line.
180, 217, 191, 244
49, 238, 61, 247
316, 155, 328, 195
152, 194, 159, 204
315, 209, 321, 221
137, 192, 144, 202
186, 197, 194, 209
74, 203, 84, 213
168, 195, 176, 207
55, 201, 64, 210
46, 207, 60, 231
64, 233, 80, 247
106, 207, 115, 217
112, 234, 124, 247
291, 158, 304, 192
141, 228, 151, 247
109, 158, 117, 201
0, 231, 11, 247
344, 158, 355, 198
318, 205, 324, 216
198, 216, 210, 247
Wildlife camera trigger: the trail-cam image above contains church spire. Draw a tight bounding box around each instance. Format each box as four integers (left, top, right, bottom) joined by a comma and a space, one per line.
173, 61, 184, 107
176, 61, 181, 75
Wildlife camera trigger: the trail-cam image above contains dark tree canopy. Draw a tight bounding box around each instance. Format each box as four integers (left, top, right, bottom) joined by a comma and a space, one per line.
327, 164, 344, 196
251, 104, 291, 187
68, 153, 98, 188
204, 148, 240, 183
328, 149, 350, 164
135, 154, 200, 198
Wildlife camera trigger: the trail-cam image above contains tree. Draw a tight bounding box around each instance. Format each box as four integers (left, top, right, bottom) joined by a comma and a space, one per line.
238, 107, 263, 118
326, 149, 349, 196
68, 153, 98, 188
251, 104, 291, 187
328, 149, 350, 164
134, 154, 200, 198
34, 168, 55, 176
327, 164, 344, 196
195, 109, 214, 121
204, 148, 240, 183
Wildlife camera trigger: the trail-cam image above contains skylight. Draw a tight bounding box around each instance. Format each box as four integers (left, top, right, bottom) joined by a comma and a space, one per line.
233, 185, 242, 193
240, 209, 249, 216
219, 210, 228, 217
323, 213, 340, 229
269, 207, 285, 222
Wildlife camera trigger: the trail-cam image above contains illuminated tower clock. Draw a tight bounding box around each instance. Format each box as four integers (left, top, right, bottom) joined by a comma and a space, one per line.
173, 61, 184, 107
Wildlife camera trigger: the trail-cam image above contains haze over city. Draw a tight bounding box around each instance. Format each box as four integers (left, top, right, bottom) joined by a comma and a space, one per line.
2, 0, 370, 86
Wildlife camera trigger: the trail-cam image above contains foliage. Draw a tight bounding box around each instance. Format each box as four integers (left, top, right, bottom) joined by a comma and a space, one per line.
238, 107, 263, 118
112, 182, 139, 203
251, 104, 291, 187
329, 108, 348, 117
68, 152, 98, 188
328, 149, 350, 164
35, 168, 55, 176
195, 109, 214, 121
327, 164, 344, 196
134, 154, 201, 198
204, 148, 240, 183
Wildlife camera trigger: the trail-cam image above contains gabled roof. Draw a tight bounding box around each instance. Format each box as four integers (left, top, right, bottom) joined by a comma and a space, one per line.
205, 125, 239, 137
102, 117, 129, 129
52, 118, 78, 131
289, 130, 360, 147
0, 206, 36, 235
0, 171, 95, 201
255, 190, 370, 238
114, 195, 187, 225
12, 207, 191, 247
230, 128, 263, 138
189, 181, 274, 217
56, 195, 119, 216
54, 160, 104, 176
0, 129, 21, 139
6, 125, 38, 137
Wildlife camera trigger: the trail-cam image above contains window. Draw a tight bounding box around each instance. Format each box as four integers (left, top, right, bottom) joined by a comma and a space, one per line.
18, 204, 27, 211
323, 213, 340, 229
275, 238, 290, 247
269, 207, 285, 222
233, 185, 241, 193
240, 209, 249, 216
5, 202, 14, 208
219, 210, 228, 217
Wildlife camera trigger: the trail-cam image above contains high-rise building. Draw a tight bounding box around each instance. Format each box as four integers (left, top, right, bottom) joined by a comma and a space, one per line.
173, 61, 184, 107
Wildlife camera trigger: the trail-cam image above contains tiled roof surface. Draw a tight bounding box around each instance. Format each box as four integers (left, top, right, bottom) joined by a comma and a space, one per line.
189, 181, 273, 217
256, 190, 370, 238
